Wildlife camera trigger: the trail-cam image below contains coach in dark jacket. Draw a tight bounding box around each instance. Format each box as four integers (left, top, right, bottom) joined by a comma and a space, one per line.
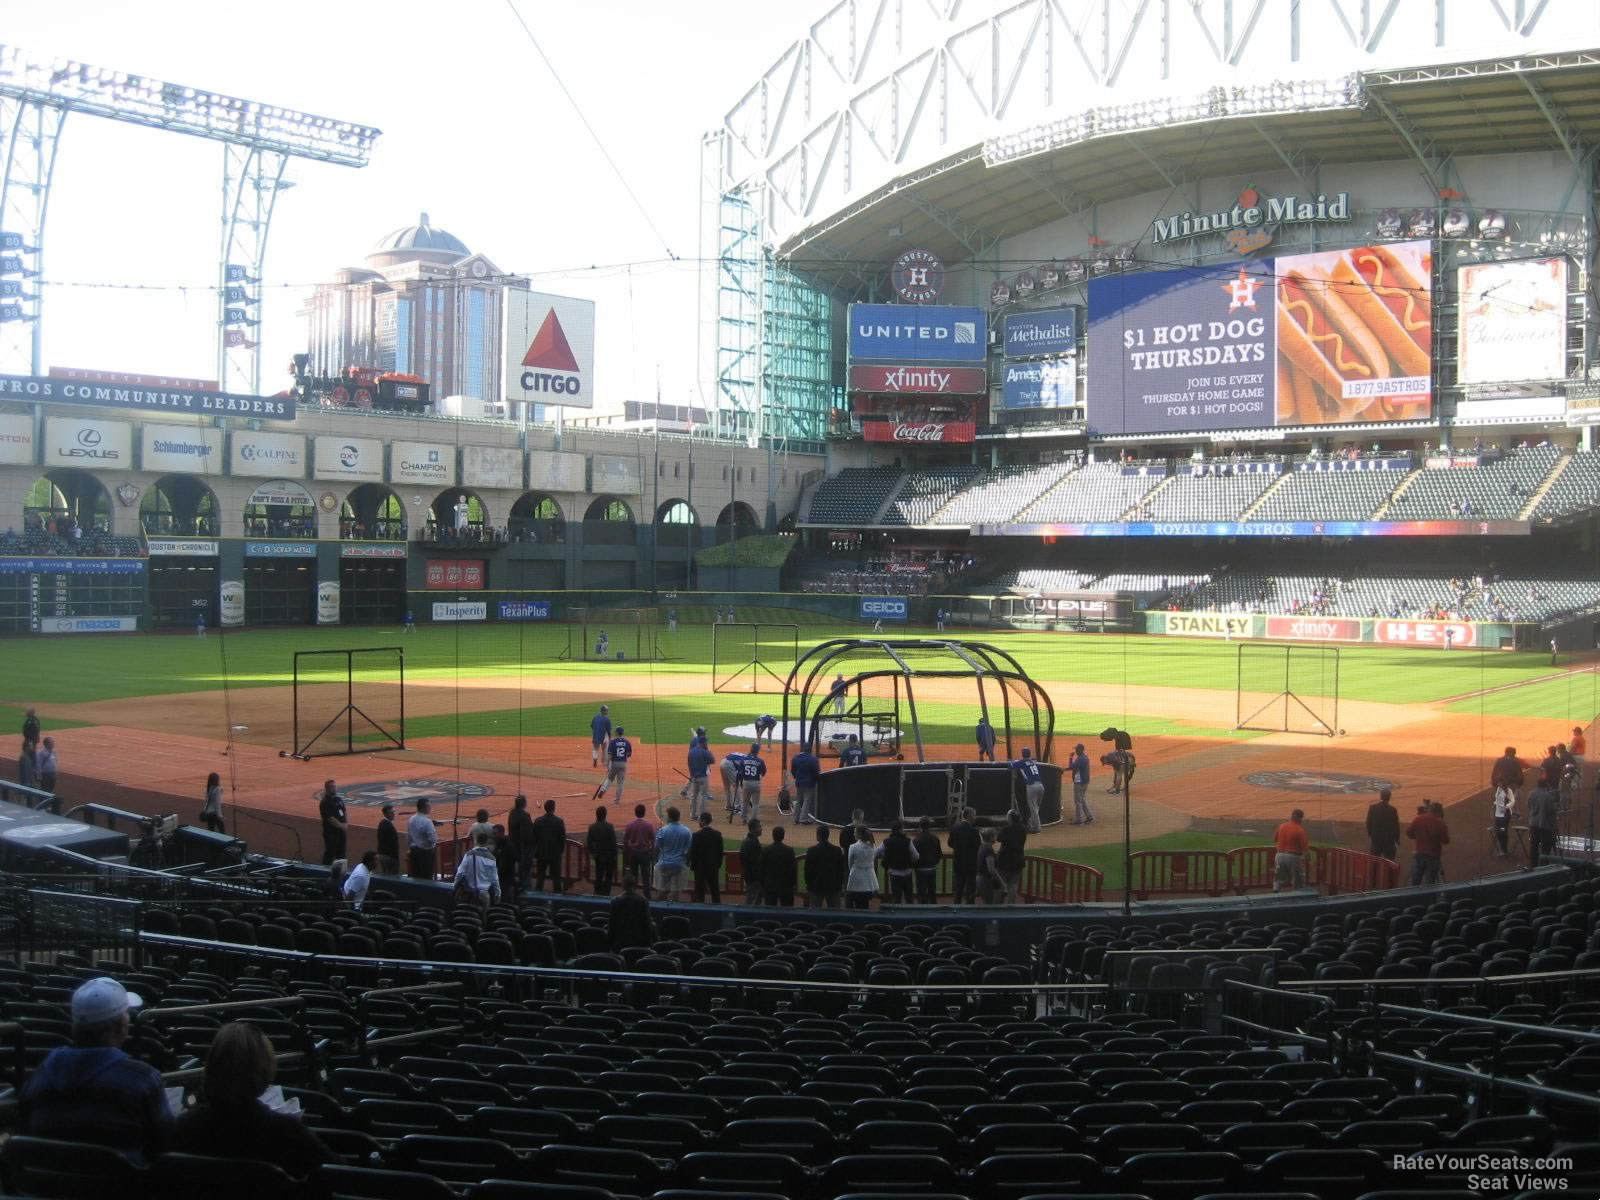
1366, 789, 1400, 860
947, 808, 981, 904
530, 799, 567, 893
740, 820, 764, 905
804, 825, 845, 908
586, 806, 618, 897
689, 812, 724, 903
507, 795, 536, 892
760, 826, 798, 906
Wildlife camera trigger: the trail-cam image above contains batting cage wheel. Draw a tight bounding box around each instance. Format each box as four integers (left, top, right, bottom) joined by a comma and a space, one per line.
288, 646, 406, 761
712, 621, 800, 693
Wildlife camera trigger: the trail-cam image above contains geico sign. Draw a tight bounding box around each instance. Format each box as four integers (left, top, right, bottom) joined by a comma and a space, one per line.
861, 600, 907, 616
519, 371, 581, 395
1375, 619, 1477, 647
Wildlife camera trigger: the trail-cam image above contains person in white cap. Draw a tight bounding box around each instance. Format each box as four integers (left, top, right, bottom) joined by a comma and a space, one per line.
20, 976, 171, 1162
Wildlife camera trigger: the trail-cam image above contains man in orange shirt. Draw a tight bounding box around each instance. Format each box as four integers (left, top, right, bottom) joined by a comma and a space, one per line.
1272, 809, 1309, 893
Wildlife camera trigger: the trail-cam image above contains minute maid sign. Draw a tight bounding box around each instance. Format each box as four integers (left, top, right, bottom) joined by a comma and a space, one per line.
1152, 190, 1350, 247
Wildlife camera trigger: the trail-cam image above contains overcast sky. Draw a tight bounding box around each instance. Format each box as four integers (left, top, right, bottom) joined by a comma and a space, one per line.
3, 0, 799, 409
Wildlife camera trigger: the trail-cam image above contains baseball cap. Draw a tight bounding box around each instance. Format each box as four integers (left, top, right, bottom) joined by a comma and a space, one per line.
750, 743, 761, 753
72, 977, 141, 1025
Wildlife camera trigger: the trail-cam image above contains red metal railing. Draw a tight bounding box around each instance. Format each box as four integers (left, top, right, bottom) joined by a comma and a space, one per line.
1126, 850, 1232, 900
1125, 845, 1400, 898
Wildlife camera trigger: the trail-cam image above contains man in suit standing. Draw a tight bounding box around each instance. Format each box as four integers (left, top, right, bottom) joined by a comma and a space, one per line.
1366, 788, 1400, 860
760, 825, 798, 906
804, 825, 845, 908
689, 811, 724, 903
947, 807, 981, 904
531, 799, 567, 893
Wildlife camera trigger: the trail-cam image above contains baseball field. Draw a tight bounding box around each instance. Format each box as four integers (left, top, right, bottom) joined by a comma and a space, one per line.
2, 607, 1594, 889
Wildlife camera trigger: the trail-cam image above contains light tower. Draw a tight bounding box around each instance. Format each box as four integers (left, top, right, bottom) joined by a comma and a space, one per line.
0, 46, 380, 392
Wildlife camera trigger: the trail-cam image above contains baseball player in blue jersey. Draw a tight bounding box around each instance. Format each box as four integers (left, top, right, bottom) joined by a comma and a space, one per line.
1013, 746, 1044, 833
839, 734, 868, 767
597, 727, 633, 804
590, 705, 612, 767
721, 750, 745, 821
754, 713, 778, 748
737, 744, 768, 822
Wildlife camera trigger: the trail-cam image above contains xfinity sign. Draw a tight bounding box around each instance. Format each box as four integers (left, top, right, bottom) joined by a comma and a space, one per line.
859, 597, 908, 621
848, 304, 986, 363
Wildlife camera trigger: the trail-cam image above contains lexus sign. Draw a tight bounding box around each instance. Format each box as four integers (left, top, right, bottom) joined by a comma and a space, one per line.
863, 421, 976, 444
849, 365, 987, 394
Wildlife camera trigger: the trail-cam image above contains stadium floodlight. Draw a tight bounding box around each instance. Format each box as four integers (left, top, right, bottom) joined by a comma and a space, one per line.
984, 73, 1363, 166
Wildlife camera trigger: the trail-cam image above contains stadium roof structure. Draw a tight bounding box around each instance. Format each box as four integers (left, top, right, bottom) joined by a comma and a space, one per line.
780, 51, 1600, 289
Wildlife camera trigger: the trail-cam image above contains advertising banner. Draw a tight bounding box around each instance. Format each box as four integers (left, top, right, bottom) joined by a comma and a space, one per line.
390, 440, 457, 487
859, 596, 908, 621
245, 479, 314, 509
244, 541, 317, 558
848, 304, 987, 363
38, 616, 137, 633
219, 580, 244, 626
528, 449, 585, 492
50, 366, 218, 392
504, 289, 596, 410
1004, 307, 1078, 357
498, 599, 552, 621
432, 600, 487, 622
977, 518, 1526, 538
230, 431, 306, 478
591, 453, 643, 494
886, 561, 928, 573
140, 426, 224, 474
146, 539, 218, 557
313, 436, 384, 483
1458, 258, 1567, 384
0, 557, 143, 574
1264, 615, 1363, 642
1165, 612, 1253, 638
847, 365, 988, 394
1374, 618, 1477, 647
316, 580, 341, 625
44, 417, 132, 470
461, 444, 523, 490
1001, 359, 1075, 409
340, 543, 407, 559
1088, 241, 1432, 435
0, 412, 33, 465
0, 372, 294, 419
425, 561, 484, 590
862, 421, 976, 444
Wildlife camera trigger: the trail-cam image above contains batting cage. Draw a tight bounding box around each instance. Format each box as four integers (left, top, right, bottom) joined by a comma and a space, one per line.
559, 607, 665, 663
712, 621, 800, 693
1235, 642, 1341, 736
778, 637, 1065, 831
288, 646, 406, 761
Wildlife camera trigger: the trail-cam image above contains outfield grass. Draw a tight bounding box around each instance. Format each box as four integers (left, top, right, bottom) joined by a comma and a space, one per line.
0, 620, 1583, 717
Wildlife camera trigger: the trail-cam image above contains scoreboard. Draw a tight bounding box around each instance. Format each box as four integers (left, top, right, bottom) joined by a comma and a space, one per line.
0, 557, 145, 633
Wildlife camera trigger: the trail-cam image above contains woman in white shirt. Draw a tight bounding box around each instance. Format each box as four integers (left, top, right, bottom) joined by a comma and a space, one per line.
454, 830, 502, 908
200, 772, 224, 834
845, 826, 878, 910
343, 850, 378, 910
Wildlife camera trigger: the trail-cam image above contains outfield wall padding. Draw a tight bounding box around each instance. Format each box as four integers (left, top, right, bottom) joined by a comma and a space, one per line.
1142, 610, 1526, 648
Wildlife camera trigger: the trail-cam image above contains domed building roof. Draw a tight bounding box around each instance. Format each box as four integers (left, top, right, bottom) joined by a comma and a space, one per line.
366, 212, 470, 267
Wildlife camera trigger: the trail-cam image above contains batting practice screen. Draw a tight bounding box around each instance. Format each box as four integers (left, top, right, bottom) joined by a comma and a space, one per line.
290, 646, 406, 759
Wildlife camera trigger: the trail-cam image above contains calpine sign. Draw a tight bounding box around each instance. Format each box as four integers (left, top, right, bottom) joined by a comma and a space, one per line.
1151, 189, 1350, 247
863, 421, 976, 444
848, 365, 987, 394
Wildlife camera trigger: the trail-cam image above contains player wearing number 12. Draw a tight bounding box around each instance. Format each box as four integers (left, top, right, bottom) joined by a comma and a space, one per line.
597, 728, 632, 805
1013, 748, 1044, 834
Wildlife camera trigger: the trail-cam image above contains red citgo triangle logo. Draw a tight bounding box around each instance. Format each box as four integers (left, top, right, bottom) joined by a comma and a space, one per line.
521, 309, 579, 372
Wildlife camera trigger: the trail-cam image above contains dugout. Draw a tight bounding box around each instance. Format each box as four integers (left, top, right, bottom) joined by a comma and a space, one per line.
147, 554, 218, 630
243, 556, 317, 625
339, 554, 406, 625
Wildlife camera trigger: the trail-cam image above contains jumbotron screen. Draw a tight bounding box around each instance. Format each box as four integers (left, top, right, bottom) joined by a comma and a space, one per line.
1086, 241, 1432, 435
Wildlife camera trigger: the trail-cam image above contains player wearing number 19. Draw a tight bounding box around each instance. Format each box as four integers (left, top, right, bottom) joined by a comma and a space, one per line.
1013, 748, 1044, 834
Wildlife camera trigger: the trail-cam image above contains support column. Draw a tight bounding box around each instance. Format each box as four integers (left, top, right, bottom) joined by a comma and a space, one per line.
0, 98, 66, 374
218, 144, 289, 396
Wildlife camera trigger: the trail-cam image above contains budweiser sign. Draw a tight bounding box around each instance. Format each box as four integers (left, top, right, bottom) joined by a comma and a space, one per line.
864, 421, 976, 443
849, 364, 987, 394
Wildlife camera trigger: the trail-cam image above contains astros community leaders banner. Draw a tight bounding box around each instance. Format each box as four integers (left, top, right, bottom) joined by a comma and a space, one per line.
0, 372, 295, 419
1088, 241, 1432, 435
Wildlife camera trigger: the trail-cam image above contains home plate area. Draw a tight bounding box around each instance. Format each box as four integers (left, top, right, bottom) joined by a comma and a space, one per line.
722, 719, 904, 746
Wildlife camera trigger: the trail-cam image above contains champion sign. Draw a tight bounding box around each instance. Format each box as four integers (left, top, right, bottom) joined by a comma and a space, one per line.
848, 304, 987, 363
863, 421, 975, 444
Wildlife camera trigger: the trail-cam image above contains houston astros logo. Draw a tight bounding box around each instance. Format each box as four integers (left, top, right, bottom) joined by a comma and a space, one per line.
331, 779, 495, 809
1243, 770, 1394, 795
1222, 267, 1260, 311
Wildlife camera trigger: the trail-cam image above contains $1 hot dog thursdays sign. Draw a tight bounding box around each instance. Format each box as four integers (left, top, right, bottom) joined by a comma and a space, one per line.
1088, 240, 1431, 436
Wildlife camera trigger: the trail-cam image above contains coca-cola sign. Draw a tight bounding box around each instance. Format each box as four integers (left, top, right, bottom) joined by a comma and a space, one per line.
848, 365, 987, 394
864, 421, 976, 443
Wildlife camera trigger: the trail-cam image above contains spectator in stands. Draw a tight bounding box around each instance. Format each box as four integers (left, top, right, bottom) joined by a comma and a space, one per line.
1572, 726, 1588, 767
531, 798, 567, 893
912, 816, 942, 904
1492, 780, 1516, 857
760, 824, 798, 906
492, 824, 515, 895
622, 803, 655, 896
454, 830, 501, 908
608, 872, 654, 951
323, 860, 348, 909
948, 807, 980, 904
31, 735, 56, 795
690, 811, 723, 903
1068, 743, 1093, 825
976, 828, 1002, 904
1406, 801, 1450, 885
740, 818, 765, 905
587, 804, 618, 897
407, 797, 438, 880
199, 771, 223, 834
805, 825, 845, 908
1367, 788, 1399, 860
1528, 772, 1560, 869
789, 742, 820, 825
1491, 746, 1526, 806
170, 1021, 331, 1177
317, 780, 347, 866
845, 825, 877, 909
20, 977, 170, 1163
996, 810, 1027, 904
879, 819, 918, 904
467, 807, 494, 846
507, 794, 535, 893
654, 806, 692, 902
975, 715, 996, 762
21, 705, 39, 751
1272, 810, 1309, 892
839, 808, 866, 853
1013, 747, 1045, 834
1541, 744, 1564, 793
343, 850, 377, 910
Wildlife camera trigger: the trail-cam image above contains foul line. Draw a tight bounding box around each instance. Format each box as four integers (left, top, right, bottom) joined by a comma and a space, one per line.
1436, 662, 1599, 706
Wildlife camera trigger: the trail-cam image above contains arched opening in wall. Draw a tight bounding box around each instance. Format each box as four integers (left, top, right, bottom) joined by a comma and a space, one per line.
583, 496, 635, 546
654, 498, 698, 547
777, 511, 798, 535
510, 492, 566, 544
141, 475, 218, 537
341, 483, 407, 540
23, 469, 112, 539
715, 500, 760, 544
427, 489, 488, 543
242, 478, 318, 539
